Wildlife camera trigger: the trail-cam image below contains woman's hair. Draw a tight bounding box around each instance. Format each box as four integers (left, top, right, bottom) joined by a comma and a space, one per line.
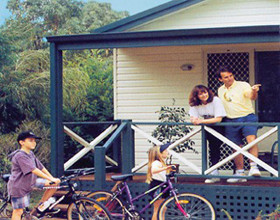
189, 85, 214, 106
146, 146, 166, 184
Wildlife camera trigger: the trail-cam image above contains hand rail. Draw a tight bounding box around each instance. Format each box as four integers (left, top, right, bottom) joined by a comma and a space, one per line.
103, 121, 128, 150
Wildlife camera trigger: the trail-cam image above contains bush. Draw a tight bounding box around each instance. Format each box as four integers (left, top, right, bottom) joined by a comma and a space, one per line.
151, 106, 197, 164
0, 119, 51, 174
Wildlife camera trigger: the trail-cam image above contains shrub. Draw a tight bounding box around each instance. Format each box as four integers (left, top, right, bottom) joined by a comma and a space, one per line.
151, 106, 197, 164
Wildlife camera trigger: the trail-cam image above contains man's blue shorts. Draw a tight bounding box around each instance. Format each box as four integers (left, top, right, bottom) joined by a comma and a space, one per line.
224, 114, 258, 146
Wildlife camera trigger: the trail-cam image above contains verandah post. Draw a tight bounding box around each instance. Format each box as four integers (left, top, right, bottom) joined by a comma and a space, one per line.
113, 120, 122, 172
94, 146, 106, 189
121, 120, 134, 174
50, 43, 64, 177
201, 125, 207, 175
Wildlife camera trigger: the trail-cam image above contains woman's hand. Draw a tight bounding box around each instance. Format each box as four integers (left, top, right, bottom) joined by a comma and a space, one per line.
193, 118, 203, 125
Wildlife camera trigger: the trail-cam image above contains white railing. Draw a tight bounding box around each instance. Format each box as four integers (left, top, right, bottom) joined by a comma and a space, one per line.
205, 126, 278, 177
63, 124, 118, 170
131, 124, 279, 177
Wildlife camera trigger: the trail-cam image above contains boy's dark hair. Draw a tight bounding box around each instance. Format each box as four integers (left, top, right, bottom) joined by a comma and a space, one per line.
216, 66, 233, 79
17, 131, 41, 144
189, 85, 214, 106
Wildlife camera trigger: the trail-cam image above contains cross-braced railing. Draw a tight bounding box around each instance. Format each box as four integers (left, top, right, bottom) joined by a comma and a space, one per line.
59, 120, 280, 189
132, 122, 279, 178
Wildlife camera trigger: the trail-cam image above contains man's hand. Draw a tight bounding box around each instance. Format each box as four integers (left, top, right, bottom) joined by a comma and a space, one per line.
250, 84, 261, 100
252, 84, 261, 92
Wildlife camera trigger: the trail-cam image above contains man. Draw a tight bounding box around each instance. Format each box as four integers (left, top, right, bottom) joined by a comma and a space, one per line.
217, 66, 261, 183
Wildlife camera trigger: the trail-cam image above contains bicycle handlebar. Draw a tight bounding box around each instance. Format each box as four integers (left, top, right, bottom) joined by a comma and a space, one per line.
59, 168, 95, 183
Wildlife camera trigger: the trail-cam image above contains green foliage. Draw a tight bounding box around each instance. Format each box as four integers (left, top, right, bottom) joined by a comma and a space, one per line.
152, 106, 196, 163
0, 0, 127, 134
0, 0, 128, 170
256, 205, 280, 220
0, 120, 50, 196
0, 32, 15, 73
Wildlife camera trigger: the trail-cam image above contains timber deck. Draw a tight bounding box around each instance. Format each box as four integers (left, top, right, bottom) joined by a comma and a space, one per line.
77, 173, 280, 187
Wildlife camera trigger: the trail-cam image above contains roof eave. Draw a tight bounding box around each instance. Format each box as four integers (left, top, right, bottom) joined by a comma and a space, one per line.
46, 26, 280, 50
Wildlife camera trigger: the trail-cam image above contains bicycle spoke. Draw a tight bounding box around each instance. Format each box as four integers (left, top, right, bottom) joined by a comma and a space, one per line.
67, 197, 112, 220
158, 193, 215, 220
87, 190, 125, 220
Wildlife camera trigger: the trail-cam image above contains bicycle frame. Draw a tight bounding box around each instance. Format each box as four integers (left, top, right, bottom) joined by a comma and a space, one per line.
112, 174, 189, 217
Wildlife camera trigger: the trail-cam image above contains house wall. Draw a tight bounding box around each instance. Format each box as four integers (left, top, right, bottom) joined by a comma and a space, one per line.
114, 42, 279, 173
129, 0, 279, 31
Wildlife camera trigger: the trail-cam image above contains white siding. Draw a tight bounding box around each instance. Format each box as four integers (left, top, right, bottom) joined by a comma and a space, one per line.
114, 42, 280, 173
114, 46, 203, 173
129, 0, 280, 32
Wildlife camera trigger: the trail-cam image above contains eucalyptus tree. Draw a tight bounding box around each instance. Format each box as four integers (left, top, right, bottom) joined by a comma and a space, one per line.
0, 0, 128, 137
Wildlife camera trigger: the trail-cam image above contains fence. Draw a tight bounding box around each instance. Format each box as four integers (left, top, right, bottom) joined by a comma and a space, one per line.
56, 120, 280, 188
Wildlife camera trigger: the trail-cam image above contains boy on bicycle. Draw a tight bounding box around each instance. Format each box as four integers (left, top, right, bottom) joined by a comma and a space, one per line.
7, 131, 60, 220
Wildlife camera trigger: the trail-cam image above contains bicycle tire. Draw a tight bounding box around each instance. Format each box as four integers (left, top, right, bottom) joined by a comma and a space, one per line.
0, 195, 12, 218
157, 192, 215, 220
67, 197, 112, 220
21, 213, 40, 220
87, 190, 125, 220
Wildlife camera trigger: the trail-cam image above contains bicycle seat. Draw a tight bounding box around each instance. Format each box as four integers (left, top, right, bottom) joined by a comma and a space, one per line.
111, 174, 133, 181
2, 174, 11, 183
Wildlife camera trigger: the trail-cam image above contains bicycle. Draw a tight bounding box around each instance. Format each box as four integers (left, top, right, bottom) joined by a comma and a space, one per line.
0, 169, 112, 220
87, 170, 215, 220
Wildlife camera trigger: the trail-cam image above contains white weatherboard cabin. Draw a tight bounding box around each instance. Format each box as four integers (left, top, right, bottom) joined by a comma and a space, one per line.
46, 1, 279, 218
93, 0, 280, 173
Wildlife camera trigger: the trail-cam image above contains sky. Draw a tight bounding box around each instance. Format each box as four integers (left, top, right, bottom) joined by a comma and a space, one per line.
0, 0, 171, 25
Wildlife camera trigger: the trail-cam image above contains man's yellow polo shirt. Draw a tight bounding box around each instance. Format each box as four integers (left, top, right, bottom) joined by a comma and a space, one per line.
218, 81, 254, 119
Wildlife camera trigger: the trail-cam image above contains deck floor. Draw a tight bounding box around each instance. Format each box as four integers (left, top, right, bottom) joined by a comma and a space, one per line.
78, 173, 280, 187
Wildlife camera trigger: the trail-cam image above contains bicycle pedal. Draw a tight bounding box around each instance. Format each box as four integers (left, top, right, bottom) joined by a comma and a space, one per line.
45, 208, 61, 215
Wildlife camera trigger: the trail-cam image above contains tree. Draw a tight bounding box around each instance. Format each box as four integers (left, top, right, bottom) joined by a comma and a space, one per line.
0, 32, 15, 73
0, 0, 128, 169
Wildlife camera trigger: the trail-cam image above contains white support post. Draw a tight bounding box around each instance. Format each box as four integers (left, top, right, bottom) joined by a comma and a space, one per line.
64, 124, 118, 170
205, 126, 278, 177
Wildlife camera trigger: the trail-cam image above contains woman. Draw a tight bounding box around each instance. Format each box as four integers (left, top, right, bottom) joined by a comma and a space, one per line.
189, 85, 226, 183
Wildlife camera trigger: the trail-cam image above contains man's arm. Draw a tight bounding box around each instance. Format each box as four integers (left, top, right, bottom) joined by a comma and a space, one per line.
244, 84, 261, 100
250, 84, 261, 100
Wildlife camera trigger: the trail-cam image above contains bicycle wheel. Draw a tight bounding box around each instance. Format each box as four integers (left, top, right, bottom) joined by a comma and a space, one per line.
21, 213, 40, 220
87, 190, 125, 220
0, 195, 12, 218
158, 193, 215, 220
67, 197, 112, 220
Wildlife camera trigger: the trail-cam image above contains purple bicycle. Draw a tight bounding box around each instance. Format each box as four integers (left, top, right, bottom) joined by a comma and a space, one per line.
87, 171, 215, 219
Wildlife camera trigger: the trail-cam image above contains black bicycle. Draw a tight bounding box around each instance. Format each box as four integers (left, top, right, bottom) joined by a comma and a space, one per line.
0, 169, 112, 220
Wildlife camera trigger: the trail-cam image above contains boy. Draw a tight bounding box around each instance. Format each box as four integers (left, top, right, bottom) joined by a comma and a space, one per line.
7, 131, 60, 220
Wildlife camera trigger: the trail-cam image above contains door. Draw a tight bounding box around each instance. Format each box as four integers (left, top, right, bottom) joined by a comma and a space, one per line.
255, 51, 280, 122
